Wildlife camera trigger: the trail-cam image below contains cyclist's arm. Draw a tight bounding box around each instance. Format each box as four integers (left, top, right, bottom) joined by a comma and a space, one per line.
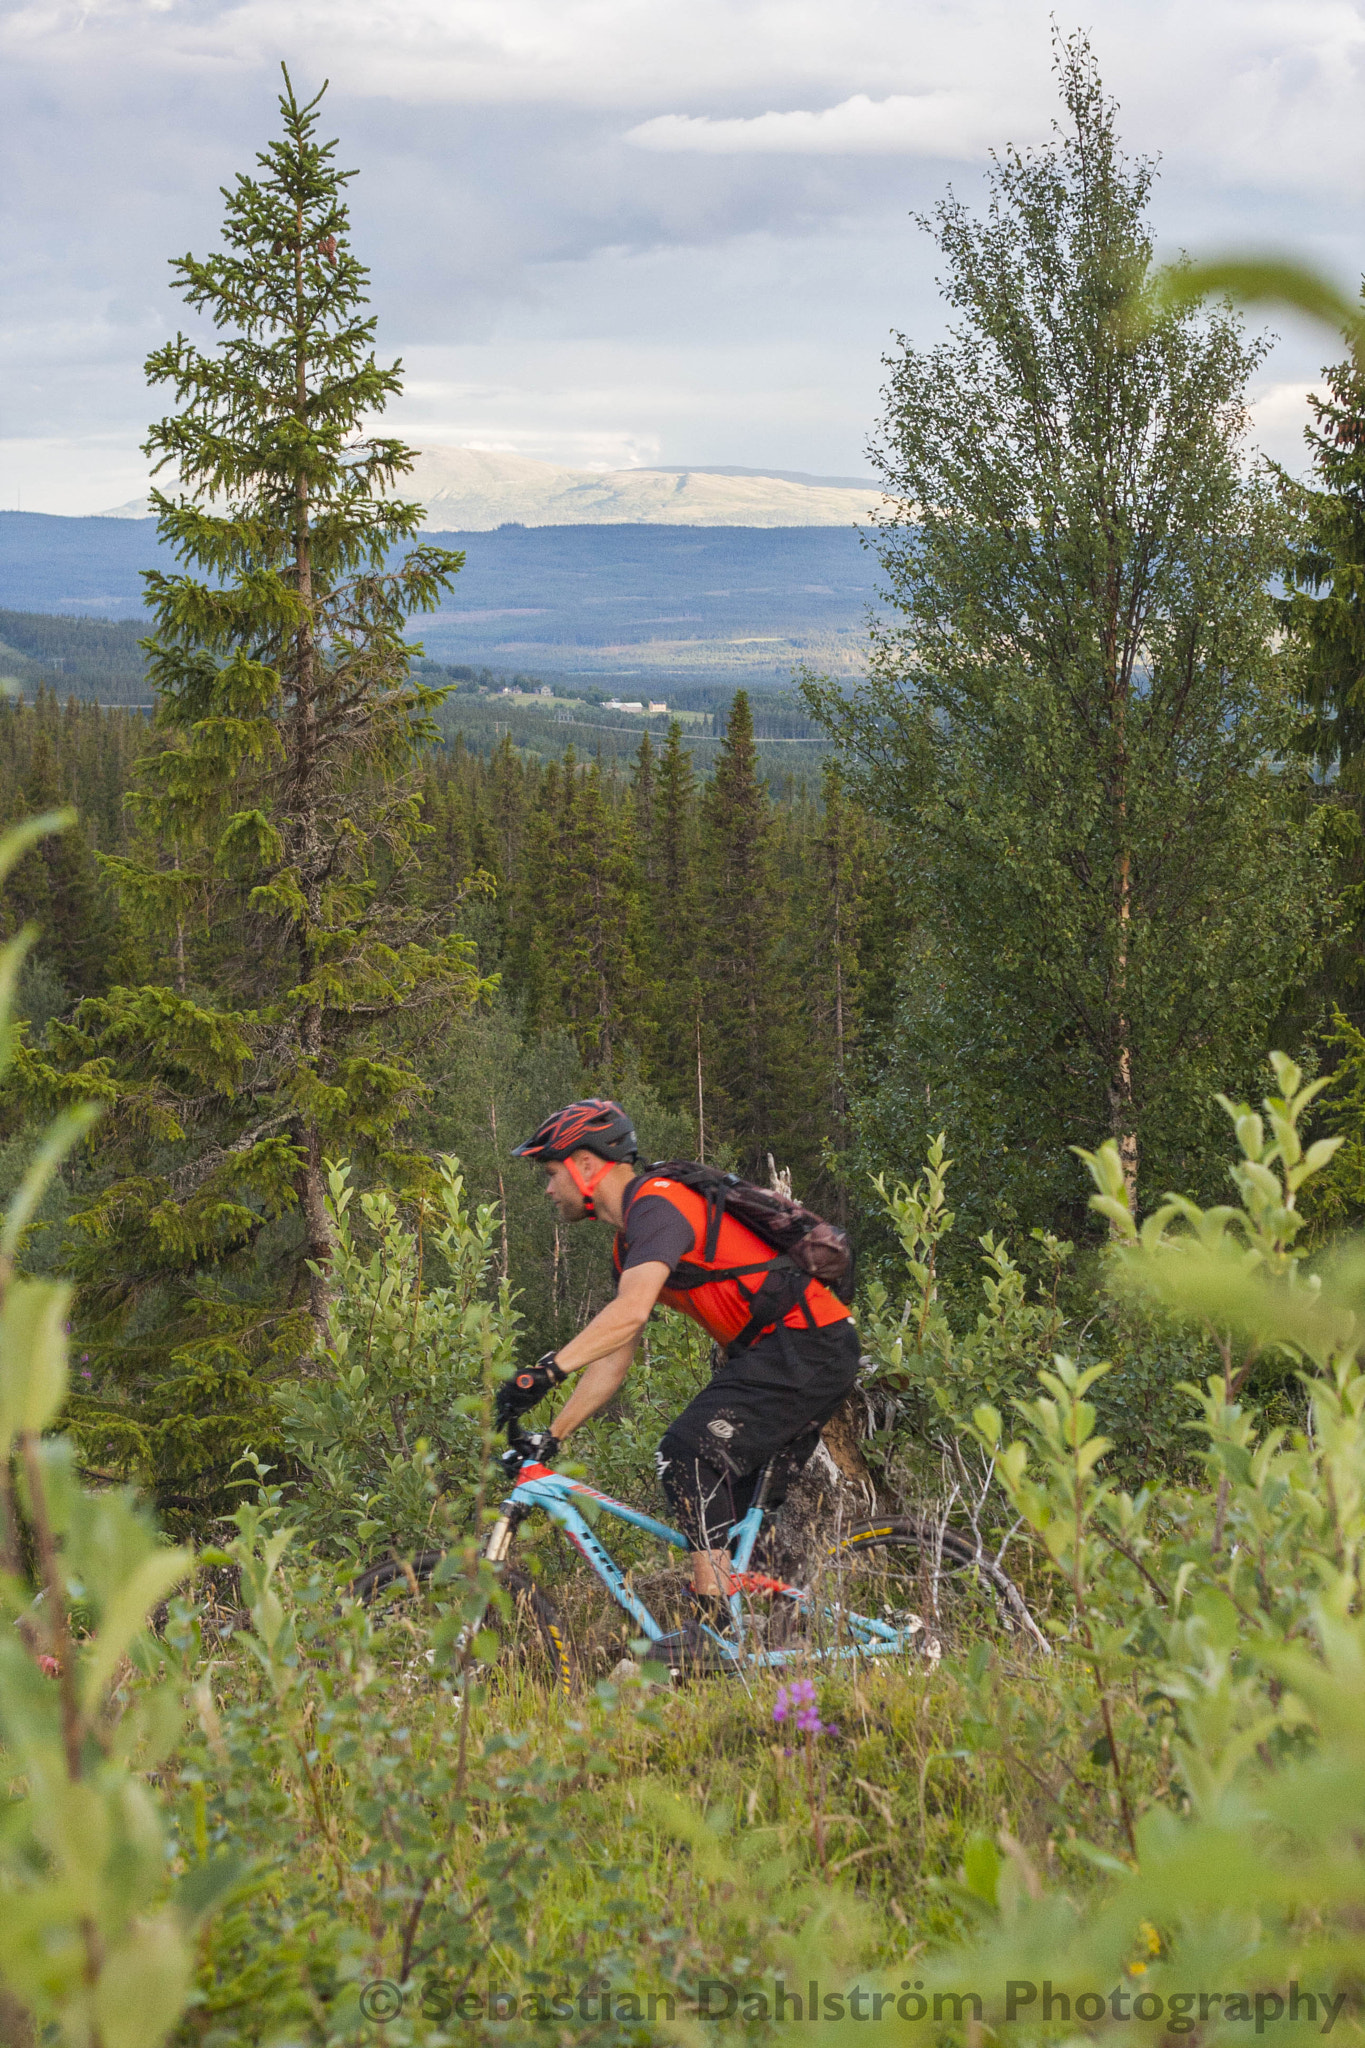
547, 1261, 670, 1441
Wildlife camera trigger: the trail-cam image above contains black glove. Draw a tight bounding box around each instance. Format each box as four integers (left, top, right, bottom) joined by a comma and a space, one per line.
501, 1428, 562, 1480
494, 1352, 567, 1428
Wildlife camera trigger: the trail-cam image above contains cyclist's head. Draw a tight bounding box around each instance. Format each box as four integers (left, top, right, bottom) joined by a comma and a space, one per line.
511, 1099, 638, 1218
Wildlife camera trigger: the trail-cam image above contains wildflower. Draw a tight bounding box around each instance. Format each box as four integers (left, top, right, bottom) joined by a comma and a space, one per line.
774, 1679, 826, 1734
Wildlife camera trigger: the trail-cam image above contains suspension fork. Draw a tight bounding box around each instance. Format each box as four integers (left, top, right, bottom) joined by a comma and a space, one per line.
484, 1502, 529, 1565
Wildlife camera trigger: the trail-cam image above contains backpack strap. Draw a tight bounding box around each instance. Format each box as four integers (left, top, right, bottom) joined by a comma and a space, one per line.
702, 1180, 725, 1263
726, 1265, 812, 1352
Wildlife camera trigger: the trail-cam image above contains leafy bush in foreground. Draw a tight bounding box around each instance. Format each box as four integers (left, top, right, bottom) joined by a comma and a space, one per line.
0, 814, 231, 2048
811, 1056, 1365, 2043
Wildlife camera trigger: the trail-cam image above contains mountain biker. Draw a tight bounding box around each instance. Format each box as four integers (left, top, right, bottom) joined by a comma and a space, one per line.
500, 1097, 860, 1670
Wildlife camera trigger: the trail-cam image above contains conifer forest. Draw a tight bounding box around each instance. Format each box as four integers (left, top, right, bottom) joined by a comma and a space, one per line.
4, 37, 1365, 2048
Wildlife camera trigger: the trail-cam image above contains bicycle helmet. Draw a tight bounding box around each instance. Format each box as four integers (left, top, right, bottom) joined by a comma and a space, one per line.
511, 1099, 639, 1216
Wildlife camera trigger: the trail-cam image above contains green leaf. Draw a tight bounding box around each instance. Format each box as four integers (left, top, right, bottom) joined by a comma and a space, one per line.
0, 809, 76, 891
1142, 256, 1365, 360
79, 1545, 195, 1709
961, 1831, 1001, 1908
0, 928, 36, 1079
171, 1852, 249, 1929
92, 1910, 193, 2048
0, 1277, 72, 1446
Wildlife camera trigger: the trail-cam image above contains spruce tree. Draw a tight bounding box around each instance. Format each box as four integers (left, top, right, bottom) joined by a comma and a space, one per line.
631, 729, 656, 875
20, 73, 483, 1520
0, 725, 120, 1004
804, 760, 868, 1189
698, 692, 804, 1178
634, 722, 701, 1121
513, 753, 640, 1084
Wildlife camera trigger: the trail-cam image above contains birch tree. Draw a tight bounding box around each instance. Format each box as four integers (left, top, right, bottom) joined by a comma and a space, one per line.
808, 35, 1318, 1218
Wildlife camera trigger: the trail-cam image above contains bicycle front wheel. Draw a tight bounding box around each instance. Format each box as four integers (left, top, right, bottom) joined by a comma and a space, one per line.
350, 1553, 576, 1698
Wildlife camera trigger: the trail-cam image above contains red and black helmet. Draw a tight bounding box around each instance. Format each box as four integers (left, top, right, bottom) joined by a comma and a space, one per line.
512, 1099, 638, 1166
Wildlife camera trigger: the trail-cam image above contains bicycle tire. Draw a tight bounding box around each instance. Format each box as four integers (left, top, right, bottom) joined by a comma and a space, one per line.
825, 1516, 1043, 1644
350, 1553, 576, 1698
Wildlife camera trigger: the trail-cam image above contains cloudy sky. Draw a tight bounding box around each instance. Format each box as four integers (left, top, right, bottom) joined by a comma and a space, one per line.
2, 0, 1363, 514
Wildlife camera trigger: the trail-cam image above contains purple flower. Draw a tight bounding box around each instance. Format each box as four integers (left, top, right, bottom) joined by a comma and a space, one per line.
774, 1679, 824, 1732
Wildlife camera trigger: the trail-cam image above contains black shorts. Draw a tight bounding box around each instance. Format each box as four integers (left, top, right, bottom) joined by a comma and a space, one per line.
657, 1318, 861, 1541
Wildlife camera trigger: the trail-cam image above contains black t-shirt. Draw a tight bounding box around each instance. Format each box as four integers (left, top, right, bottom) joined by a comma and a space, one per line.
615, 1185, 695, 1277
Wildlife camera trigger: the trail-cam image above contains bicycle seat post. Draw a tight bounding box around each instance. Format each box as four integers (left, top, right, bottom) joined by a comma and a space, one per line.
749, 1460, 778, 1517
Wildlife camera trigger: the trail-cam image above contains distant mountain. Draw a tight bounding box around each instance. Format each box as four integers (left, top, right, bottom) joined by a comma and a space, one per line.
96, 447, 891, 530
642, 464, 879, 490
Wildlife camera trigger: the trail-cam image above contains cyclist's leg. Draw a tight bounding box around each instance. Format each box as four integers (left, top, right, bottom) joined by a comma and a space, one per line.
654, 1443, 751, 1594
656, 1318, 860, 1593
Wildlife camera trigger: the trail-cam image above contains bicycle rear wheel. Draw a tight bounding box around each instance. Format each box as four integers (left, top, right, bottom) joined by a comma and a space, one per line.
823, 1516, 1042, 1648
350, 1553, 576, 1698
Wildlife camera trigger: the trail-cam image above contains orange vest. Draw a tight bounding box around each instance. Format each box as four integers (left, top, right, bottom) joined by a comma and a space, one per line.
614, 1174, 851, 1348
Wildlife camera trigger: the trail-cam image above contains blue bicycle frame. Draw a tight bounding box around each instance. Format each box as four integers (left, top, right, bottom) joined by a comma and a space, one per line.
485, 1457, 924, 1670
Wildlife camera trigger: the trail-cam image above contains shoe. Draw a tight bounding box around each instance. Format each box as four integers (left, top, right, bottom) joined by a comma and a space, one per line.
642, 1620, 737, 1678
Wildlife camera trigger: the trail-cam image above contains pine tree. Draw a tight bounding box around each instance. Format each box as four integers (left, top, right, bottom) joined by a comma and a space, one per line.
19, 73, 485, 1520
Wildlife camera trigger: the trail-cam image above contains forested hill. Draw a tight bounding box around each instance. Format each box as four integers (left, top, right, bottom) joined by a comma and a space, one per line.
0, 687, 900, 1236
0, 604, 152, 706
0, 512, 877, 694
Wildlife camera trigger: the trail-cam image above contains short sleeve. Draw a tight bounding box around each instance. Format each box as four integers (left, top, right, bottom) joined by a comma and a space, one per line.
618, 1192, 696, 1275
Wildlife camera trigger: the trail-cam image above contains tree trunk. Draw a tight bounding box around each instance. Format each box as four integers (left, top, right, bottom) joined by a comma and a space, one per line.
290, 199, 333, 1352
299, 1115, 335, 1352
1109, 612, 1139, 1213
819, 1395, 876, 1503
1110, 825, 1138, 1212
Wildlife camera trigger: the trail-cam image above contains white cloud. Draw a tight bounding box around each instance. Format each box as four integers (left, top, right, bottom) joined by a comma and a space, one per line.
625, 92, 1023, 159
3, 0, 1365, 509
1247, 380, 1319, 475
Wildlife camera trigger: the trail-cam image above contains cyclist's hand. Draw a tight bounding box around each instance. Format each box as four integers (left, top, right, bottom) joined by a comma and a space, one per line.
501, 1428, 562, 1479
494, 1352, 567, 1428
520, 1428, 562, 1464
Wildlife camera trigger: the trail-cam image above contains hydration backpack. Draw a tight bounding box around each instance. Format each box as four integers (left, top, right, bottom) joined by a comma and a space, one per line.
637, 1159, 854, 1347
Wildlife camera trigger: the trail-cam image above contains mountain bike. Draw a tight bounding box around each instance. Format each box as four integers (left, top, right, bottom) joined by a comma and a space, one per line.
351, 1425, 1043, 1696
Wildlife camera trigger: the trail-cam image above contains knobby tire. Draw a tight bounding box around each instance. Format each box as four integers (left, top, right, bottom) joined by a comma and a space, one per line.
350, 1552, 576, 1698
